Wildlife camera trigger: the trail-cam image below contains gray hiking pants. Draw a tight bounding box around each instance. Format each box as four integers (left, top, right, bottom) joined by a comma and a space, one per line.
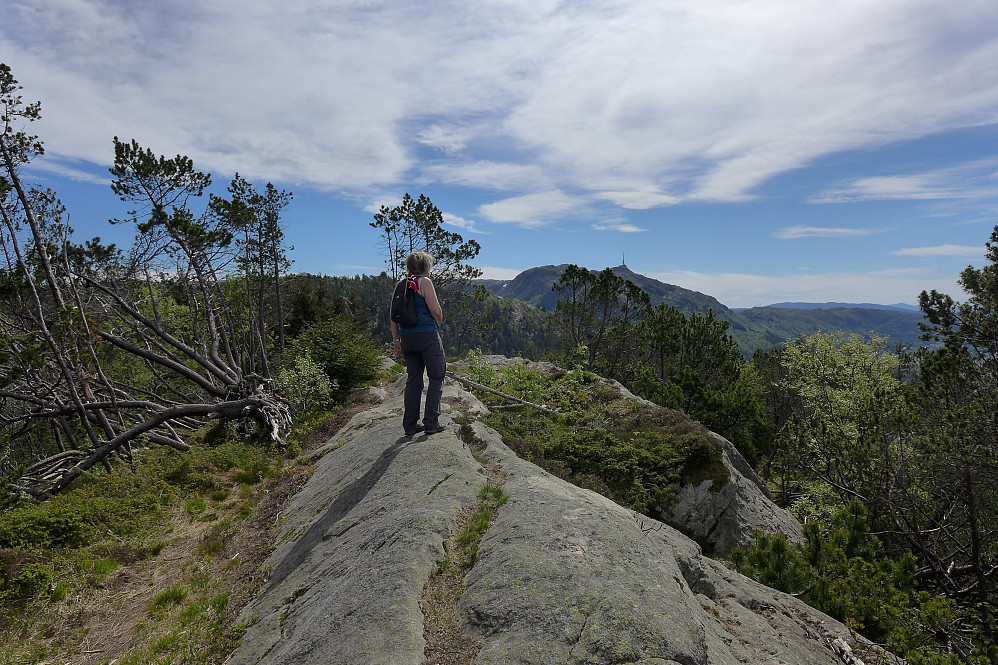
400, 331, 446, 432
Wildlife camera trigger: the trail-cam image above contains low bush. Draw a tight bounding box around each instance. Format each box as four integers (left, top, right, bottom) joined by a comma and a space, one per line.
460, 356, 723, 515
731, 501, 967, 663
0, 561, 53, 604
286, 315, 382, 400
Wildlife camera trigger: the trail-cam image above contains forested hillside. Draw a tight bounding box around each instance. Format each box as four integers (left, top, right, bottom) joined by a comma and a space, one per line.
738, 305, 926, 347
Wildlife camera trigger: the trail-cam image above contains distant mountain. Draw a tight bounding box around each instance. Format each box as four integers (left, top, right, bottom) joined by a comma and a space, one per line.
737, 307, 926, 348
757, 301, 920, 312
480, 264, 734, 315
478, 265, 771, 353
476, 264, 927, 354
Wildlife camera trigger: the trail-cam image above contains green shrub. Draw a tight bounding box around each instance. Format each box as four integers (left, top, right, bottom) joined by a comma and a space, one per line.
730, 501, 969, 662
0, 502, 94, 548
288, 315, 381, 400
469, 362, 723, 514
275, 349, 332, 417
0, 562, 53, 604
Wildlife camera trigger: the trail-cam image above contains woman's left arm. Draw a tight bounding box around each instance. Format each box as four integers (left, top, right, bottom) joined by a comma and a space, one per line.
421, 278, 444, 326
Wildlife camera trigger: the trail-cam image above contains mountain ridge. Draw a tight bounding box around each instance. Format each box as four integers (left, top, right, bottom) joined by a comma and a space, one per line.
475, 264, 926, 353
750, 301, 920, 312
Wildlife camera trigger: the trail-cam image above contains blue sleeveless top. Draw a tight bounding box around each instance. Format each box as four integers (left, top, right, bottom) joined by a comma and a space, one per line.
399, 276, 438, 335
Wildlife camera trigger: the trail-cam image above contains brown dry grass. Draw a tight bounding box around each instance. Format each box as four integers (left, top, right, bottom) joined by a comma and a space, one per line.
419, 506, 483, 665
1, 462, 311, 665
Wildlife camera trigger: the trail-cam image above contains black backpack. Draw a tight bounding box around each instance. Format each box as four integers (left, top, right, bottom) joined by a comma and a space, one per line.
390, 279, 420, 327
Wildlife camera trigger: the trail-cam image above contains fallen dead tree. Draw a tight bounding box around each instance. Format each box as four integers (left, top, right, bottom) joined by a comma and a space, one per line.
0, 65, 291, 500
446, 371, 559, 415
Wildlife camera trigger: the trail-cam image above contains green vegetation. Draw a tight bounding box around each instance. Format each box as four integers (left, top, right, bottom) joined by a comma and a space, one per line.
732, 503, 964, 664
0, 432, 303, 662
420, 480, 508, 665
285, 315, 382, 400
445, 482, 509, 574
737, 224, 998, 664
459, 354, 723, 515
550, 265, 768, 462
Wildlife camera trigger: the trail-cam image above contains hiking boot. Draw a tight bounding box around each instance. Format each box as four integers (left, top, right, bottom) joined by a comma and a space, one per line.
404, 424, 425, 436
424, 424, 446, 435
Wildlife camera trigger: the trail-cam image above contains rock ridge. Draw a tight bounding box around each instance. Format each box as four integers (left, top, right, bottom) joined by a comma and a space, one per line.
226, 367, 889, 665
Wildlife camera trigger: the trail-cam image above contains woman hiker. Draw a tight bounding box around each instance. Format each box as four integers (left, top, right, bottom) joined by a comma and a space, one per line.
391, 251, 446, 436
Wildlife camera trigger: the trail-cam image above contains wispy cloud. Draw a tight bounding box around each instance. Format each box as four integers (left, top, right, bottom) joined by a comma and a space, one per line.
773, 226, 881, 239
331, 264, 380, 273
4, 1, 998, 207
416, 125, 471, 153
478, 191, 584, 227
442, 213, 490, 234
477, 266, 523, 280
419, 161, 550, 192
892, 244, 983, 257
592, 222, 646, 233
27, 159, 111, 187
814, 158, 998, 203
594, 189, 680, 210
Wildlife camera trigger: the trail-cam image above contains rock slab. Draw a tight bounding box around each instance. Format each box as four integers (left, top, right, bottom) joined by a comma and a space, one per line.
228, 369, 886, 665
227, 382, 485, 665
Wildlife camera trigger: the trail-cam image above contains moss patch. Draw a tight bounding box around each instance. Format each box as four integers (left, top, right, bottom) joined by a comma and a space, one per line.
456, 359, 725, 515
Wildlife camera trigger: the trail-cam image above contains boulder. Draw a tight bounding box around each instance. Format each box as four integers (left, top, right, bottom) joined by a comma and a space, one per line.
659, 432, 804, 555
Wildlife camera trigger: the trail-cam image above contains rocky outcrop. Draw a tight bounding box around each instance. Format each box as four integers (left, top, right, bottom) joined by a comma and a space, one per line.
472, 356, 804, 555
660, 432, 804, 555
227, 369, 886, 665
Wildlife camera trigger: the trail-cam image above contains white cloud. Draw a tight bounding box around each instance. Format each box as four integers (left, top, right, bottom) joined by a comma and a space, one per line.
592, 222, 646, 233
4, 0, 998, 208
892, 244, 983, 257
416, 125, 471, 153
363, 197, 405, 214
773, 226, 880, 239
330, 264, 380, 273
646, 268, 962, 309
594, 189, 680, 210
442, 213, 490, 234
814, 159, 998, 203
478, 191, 584, 227
419, 161, 550, 192
27, 159, 111, 186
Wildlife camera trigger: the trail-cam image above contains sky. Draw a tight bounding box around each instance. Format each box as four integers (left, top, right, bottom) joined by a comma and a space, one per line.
3, 0, 998, 308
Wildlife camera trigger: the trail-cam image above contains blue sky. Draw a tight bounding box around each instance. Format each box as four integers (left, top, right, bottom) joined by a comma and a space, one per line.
4, 0, 998, 307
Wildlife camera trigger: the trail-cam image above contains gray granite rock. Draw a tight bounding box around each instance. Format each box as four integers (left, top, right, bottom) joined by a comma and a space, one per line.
459, 423, 868, 665
227, 384, 484, 665
228, 366, 884, 665
659, 432, 804, 555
